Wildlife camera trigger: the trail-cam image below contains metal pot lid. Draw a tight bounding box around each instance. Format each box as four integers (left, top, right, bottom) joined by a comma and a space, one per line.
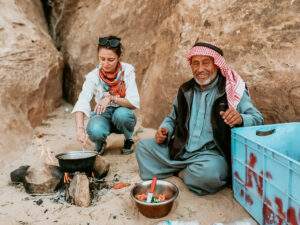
55, 151, 97, 160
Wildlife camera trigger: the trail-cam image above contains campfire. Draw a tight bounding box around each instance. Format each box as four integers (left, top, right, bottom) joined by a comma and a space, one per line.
10, 153, 110, 207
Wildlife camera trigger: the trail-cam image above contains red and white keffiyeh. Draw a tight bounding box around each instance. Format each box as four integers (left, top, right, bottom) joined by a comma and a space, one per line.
186, 46, 245, 109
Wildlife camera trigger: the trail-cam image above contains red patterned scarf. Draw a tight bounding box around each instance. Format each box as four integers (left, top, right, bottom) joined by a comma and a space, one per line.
99, 63, 126, 97
186, 46, 245, 109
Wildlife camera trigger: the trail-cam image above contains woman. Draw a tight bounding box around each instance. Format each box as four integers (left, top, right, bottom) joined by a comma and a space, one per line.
72, 36, 140, 155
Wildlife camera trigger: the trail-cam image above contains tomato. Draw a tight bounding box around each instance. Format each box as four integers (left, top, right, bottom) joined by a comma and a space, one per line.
135, 193, 147, 201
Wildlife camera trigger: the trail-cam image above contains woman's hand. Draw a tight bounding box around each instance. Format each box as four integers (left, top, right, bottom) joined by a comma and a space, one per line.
94, 96, 111, 114
76, 127, 87, 145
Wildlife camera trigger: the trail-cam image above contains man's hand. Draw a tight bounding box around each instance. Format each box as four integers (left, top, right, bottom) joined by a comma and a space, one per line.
94, 96, 111, 114
220, 107, 243, 127
155, 127, 168, 144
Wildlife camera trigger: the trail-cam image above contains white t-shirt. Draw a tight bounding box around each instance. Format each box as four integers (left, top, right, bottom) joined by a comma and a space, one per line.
72, 62, 140, 117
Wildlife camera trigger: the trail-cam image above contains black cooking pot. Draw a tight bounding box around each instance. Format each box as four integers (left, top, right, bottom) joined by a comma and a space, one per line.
55, 151, 97, 173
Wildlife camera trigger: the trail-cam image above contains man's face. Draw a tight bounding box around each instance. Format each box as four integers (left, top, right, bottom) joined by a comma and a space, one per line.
190, 55, 218, 87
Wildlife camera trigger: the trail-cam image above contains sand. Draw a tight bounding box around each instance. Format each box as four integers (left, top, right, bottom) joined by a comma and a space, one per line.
0, 102, 255, 225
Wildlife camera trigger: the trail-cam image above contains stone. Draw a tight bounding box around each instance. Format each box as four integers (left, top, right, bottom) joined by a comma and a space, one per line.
0, 0, 64, 157
45, 0, 299, 127
66, 172, 91, 207
23, 164, 63, 194
93, 155, 110, 179
10, 165, 30, 183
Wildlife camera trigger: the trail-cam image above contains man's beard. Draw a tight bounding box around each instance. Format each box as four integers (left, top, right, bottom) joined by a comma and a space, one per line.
194, 70, 218, 86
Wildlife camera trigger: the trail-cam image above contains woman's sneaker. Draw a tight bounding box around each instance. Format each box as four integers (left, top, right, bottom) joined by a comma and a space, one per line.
122, 139, 134, 155
96, 141, 107, 155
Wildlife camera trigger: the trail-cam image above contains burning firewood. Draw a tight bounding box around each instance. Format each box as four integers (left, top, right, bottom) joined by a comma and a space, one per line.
10, 154, 110, 207
63, 172, 72, 183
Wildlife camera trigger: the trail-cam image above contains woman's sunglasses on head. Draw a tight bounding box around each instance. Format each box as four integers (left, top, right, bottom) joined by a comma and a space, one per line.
98, 37, 120, 48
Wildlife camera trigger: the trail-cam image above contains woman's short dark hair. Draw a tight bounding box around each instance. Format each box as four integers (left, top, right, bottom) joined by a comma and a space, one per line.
193, 42, 224, 56
97, 35, 123, 57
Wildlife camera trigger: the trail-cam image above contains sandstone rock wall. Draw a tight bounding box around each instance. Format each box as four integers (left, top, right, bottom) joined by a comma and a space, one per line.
0, 0, 299, 156
0, 0, 64, 153
47, 0, 299, 128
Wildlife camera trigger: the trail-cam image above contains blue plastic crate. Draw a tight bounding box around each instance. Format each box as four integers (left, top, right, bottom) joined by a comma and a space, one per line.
231, 122, 300, 225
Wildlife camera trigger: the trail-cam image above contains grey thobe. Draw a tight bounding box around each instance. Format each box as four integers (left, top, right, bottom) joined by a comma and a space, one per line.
136, 77, 263, 195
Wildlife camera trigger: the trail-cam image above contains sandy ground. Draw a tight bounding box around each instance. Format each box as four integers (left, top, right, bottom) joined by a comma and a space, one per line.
0, 102, 255, 225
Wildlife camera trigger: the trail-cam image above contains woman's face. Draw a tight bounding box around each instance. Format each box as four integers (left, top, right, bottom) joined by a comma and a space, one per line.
98, 48, 120, 73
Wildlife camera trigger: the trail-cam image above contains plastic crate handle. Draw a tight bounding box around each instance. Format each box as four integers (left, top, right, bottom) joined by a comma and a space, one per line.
256, 128, 276, 136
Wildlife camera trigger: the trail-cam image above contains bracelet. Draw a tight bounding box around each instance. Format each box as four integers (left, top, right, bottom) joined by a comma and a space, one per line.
111, 95, 117, 103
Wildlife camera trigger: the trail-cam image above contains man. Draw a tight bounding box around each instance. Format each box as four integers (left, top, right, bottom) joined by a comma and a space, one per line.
135, 42, 263, 195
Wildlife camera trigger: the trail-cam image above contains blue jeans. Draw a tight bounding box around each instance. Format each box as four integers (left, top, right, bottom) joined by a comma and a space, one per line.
86, 107, 136, 148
